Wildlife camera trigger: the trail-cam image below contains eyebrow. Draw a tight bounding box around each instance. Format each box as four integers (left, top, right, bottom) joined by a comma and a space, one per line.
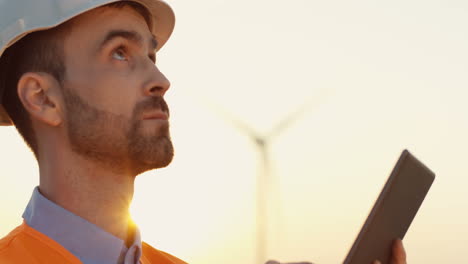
98, 29, 158, 52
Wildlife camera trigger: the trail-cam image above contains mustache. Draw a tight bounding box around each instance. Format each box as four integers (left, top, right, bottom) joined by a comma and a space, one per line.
134, 96, 170, 117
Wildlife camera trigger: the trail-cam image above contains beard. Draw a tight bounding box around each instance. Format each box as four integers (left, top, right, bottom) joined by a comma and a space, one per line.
61, 86, 174, 176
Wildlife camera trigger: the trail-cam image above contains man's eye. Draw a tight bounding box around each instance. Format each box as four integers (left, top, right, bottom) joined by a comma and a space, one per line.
112, 48, 128, 61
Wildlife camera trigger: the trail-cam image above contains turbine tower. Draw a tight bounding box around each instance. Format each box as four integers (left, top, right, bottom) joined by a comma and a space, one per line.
204, 90, 331, 264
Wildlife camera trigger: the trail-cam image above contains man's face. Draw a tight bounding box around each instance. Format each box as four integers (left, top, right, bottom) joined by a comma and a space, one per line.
59, 5, 173, 175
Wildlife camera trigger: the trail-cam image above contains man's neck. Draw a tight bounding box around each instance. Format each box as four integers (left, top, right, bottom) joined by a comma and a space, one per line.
38, 148, 136, 242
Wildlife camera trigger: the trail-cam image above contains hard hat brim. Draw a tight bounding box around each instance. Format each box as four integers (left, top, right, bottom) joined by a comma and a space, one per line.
133, 0, 176, 52
0, 0, 175, 126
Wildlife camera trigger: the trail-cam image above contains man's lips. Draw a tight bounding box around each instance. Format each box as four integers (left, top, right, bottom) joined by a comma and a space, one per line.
142, 111, 169, 121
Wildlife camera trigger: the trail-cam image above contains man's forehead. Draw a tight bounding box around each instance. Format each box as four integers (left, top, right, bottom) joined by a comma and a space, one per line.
70, 4, 152, 34
66, 5, 154, 45
99, 29, 158, 52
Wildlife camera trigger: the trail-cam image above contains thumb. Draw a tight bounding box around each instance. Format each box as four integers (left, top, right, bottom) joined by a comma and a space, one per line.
390, 239, 407, 264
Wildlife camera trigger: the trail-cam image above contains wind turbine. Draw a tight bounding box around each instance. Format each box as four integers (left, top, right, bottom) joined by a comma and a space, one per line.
202, 89, 331, 264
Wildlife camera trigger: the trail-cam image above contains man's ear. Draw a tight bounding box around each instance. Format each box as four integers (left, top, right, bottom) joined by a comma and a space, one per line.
17, 72, 63, 127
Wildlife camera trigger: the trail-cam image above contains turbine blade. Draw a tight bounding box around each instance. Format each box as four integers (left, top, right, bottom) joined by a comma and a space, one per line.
198, 96, 260, 140
267, 88, 334, 140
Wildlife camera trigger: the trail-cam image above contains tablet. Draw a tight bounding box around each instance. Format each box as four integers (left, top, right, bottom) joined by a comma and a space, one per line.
343, 150, 435, 264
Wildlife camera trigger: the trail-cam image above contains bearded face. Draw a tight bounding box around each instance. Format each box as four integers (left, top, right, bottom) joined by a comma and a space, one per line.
62, 85, 174, 175
55, 5, 174, 176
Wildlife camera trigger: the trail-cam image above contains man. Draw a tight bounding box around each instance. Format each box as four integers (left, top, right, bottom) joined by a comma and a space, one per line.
0, 0, 407, 263
0, 0, 182, 263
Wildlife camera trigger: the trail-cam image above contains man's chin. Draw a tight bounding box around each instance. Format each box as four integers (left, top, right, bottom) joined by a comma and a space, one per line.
145, 152, 174, 169
130, 138, 174, 175
133, 156, 173, 176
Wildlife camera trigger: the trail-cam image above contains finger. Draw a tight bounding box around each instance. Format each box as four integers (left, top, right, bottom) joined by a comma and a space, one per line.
390, 239, 407, 264
372, 261, 382, 264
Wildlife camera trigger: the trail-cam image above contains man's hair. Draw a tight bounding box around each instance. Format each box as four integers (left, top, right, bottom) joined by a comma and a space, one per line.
0, 1, 152, 158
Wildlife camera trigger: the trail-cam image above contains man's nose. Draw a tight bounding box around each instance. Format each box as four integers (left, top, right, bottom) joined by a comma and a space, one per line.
143, 64, 171, 97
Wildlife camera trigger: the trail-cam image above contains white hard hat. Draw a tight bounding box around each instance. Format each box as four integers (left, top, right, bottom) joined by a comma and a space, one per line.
0, 0, 175, 126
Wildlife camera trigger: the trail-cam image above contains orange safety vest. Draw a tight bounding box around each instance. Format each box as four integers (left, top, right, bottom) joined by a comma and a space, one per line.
0, 221, 187, 264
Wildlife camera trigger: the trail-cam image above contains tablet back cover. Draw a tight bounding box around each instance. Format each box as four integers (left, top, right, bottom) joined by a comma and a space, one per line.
343, 150, 435, 264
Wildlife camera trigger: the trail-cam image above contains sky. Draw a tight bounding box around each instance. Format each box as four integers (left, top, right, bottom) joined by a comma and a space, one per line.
1, 0, 468, 263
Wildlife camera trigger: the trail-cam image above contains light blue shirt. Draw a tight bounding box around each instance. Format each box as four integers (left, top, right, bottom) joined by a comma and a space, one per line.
22, 187, 142, 264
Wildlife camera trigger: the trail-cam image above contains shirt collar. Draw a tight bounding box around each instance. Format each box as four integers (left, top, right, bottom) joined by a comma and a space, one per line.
22, 187, 142, 264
